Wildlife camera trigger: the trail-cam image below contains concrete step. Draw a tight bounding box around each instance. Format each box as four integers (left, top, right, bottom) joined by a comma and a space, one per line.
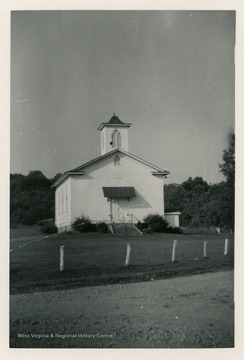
111, 223, 143, 236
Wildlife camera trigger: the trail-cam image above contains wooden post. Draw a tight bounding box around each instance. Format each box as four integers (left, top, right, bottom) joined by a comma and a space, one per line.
109, 199, 113, 223
125, 243, 131, 266
60, 245, 65, 271
224, 239, 229, 256
204, 241, 207, 258
172, 240, 177, 263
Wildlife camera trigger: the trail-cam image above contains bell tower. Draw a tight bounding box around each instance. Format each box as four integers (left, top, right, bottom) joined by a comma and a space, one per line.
98, 114, 132, 155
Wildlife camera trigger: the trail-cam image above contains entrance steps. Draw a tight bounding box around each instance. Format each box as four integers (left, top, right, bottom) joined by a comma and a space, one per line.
110, 223, 143, 236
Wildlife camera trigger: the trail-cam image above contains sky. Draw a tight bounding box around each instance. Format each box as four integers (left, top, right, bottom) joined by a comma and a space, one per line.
10, 10, 235, 184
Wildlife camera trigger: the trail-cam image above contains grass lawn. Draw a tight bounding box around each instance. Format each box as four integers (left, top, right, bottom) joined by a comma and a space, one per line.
10, 229, 234, 294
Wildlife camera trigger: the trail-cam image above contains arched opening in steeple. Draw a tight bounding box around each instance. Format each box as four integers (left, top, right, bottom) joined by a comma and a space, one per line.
98, 115, 131, 155
117, 132, 121, 147
112, 130, 122, 148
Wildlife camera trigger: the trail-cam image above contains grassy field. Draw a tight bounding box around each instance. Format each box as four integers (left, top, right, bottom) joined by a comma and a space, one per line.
10, 227, 234, 294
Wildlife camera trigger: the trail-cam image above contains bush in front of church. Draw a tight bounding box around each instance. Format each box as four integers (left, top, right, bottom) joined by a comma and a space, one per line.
166, 226, 183, 234
143, 214, 169, 232
72, 215, 97, 233
143, 213, 182, 234
96, 222, 109, 233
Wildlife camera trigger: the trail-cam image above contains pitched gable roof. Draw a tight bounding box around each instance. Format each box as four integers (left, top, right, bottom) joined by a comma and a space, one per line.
71, 149, 169, 174
52, 149, 169, 188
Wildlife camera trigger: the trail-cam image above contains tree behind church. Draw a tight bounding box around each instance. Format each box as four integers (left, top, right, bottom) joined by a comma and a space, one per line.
10, 171, 56, 226
218, 134, 235, 230
164, 136, 235, 230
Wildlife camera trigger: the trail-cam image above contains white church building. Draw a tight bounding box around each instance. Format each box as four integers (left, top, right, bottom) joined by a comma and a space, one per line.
52, 114, 179, 232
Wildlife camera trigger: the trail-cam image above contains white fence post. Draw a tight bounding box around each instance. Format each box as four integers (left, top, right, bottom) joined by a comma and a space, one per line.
60, 245, 65, 271
204, 241, 207, 258
125, 243, 131, 266
224, 239, 229, 256
172, 240, 177, 263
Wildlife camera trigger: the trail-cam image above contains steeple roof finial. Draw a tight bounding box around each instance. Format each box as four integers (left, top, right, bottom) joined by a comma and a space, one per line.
97, 114, 132, 131
108, 114, 125, 125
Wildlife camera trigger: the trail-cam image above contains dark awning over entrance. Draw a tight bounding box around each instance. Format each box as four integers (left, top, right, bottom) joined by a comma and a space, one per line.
102, 187, 136, 199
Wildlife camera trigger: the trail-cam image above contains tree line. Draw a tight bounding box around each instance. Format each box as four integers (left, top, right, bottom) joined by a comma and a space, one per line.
165, 134, 234, 230
10, 135, 234, 230
164, 177, 234, 229
10, 171, 60, 227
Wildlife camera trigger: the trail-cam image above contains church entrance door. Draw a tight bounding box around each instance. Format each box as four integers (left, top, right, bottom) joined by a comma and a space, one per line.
111, 199, 128, 223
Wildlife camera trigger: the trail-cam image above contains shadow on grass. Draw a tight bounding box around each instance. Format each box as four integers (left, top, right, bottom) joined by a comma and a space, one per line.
10, 230, 234, 295
10, 261, 233, 295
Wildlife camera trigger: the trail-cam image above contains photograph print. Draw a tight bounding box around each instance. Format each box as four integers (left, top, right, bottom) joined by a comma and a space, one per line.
10, 10, 235, 348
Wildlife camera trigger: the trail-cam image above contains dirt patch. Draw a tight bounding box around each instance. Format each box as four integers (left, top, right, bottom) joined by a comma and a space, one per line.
10, 270, 234, 348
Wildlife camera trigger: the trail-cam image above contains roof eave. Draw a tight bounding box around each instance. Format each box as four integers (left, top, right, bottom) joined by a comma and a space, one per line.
97, 123, 132, 131
51, 171, 85, 188
151, 171, 170, 177
64, 148, 169, 177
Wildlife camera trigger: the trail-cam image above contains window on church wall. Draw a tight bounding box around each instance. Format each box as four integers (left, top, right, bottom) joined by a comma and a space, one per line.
66, 184, 68, 213
61, 188, 64, 214
58, 189, 61, 216
114, 155, 121, 166
62, 187, 64, 215
102, 132, 105, 150
57, 191, 60, 216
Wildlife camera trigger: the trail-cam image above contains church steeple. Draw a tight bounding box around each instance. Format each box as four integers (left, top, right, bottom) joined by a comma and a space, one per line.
98, 114, 132, 155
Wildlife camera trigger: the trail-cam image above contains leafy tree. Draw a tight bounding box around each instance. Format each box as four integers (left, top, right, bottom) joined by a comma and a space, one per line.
219, 134, 235, 230
219, 134, 235, 184
164, 183, 186, 212
199, 182, 229, 227
23, 170, 51, 189
10, 171, 55, 226
165, 177, 210, 227
164, 176, 234, 229
181, 176, 209, 193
